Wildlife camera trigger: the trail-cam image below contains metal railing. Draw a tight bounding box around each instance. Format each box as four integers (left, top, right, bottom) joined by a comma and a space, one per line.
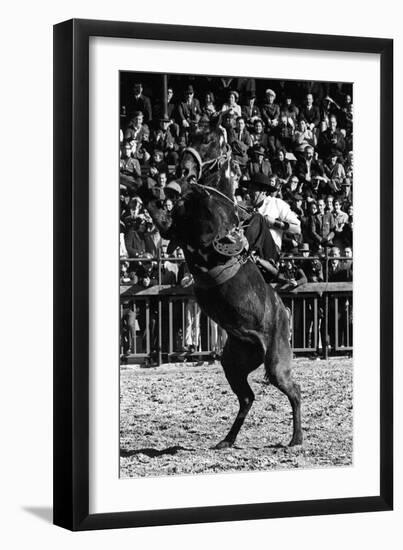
120, 252, 353, 365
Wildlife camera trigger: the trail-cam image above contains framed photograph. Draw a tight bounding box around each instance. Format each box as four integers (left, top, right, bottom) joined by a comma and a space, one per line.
53, 19, 393, 531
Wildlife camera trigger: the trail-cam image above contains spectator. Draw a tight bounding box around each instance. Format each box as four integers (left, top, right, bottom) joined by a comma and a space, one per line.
247, 145, 272, 178
299, 93, 321, 131
309, 198, 336, 251
152, 115, 179, 165
201, 91, 217, 118
127, 82, 152, 123
281, 95, 299, 125
120, 142, 142, 193
242, 91, 261, 128
178, 85, 202, 134
250, 118, 269, 150
323, 151, 346, 194
318, 114, 346, 159
124, 110, 150, 150
261, 89, 280, 129
295, 145, 326, 191
293, 118, 316, 154
271, 148, 292, 187
229, 116, 253, 148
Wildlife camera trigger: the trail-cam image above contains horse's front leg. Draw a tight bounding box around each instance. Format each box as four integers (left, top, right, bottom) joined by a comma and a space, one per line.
214, 337, 261, 449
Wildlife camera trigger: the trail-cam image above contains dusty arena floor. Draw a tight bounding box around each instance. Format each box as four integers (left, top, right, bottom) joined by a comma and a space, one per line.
120, 357, 353, 478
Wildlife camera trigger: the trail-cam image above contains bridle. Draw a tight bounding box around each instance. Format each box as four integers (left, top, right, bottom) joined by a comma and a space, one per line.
181, 144, 232, 181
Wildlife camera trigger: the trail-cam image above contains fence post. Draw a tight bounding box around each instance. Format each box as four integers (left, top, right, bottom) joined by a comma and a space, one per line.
324, 247, 329, 360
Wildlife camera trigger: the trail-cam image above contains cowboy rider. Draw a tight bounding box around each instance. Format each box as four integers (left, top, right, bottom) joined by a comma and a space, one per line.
245, 173, 301, 279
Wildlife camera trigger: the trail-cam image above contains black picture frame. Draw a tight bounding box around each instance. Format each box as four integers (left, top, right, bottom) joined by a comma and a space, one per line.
53, 18, 393, 531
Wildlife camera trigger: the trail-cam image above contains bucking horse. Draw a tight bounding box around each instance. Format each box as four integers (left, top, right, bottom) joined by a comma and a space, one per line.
141, 129, 302, 448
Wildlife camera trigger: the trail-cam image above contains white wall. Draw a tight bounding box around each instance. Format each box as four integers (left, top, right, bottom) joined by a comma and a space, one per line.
0, 0, 400, 547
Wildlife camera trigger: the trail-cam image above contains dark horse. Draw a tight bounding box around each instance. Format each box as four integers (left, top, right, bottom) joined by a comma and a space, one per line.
142, 130, 302, 448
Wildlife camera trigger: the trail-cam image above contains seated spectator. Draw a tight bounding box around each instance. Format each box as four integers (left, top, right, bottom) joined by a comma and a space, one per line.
247, 145, 272, 178
299, 93, 321, 131
229, 116, 253, 148
125, 217, 158, 258
250, 118, 269, 150
297, 243, 324, 282
124, 110, 150, 152
178, 85, 202, 135
271, 148, 292, 187
277, 257, 308, 290
221, 90, 242, 118
119, 141, 142, 193
295, 145, 326, 191
318, 114, 346, 159
147, 149, 168, 179
328, 247, 352, 282
293, 118, 316, 154
281, 95, 299, 126
242, 91, 261, 128
126, 82, 152, 123
152, 115, 179, 165
220, 93, 240, 134
261, 89, 280, 130
323, 151, 346, 194
201, 91, 217, 118
231, 140, 250, 169
271, 114, 294, 152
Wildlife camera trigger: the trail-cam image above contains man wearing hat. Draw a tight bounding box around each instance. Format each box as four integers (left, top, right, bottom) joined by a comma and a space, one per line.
246, 173, 301, 262
247, 145, 272, 178
178, 85, 202, 130
242, 91, 261, 130
152, 115, 179, 165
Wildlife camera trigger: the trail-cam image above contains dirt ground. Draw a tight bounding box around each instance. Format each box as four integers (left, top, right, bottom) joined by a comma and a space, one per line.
120, 357, 353, 478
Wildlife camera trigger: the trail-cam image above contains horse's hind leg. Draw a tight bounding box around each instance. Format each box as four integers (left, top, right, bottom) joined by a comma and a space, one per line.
265, 319, 302, 446
214, 337, 262, 450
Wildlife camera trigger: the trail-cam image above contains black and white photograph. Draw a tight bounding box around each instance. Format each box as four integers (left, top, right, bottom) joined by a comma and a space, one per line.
119, 72, 354, 478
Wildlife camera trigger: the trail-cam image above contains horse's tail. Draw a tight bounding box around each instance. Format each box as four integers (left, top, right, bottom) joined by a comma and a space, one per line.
226, 327, 267, 362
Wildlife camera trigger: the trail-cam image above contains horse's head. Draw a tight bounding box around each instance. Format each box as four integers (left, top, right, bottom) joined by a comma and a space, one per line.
171, 186, 238, 251
179, 129, 234, 199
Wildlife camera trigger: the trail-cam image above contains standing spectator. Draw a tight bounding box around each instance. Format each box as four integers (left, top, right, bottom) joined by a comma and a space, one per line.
309, 198, 336, 251
127, 82, 152, 123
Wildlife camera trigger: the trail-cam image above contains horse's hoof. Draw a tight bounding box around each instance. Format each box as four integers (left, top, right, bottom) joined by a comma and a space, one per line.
289, 435, 303, 447
213, 440, 233, 450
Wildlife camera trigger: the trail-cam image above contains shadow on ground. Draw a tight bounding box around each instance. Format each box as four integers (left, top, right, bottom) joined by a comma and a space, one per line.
120, 445, 193, 458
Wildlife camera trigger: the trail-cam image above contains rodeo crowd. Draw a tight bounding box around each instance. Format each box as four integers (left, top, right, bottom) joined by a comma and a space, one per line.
120, 75, 353, 357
